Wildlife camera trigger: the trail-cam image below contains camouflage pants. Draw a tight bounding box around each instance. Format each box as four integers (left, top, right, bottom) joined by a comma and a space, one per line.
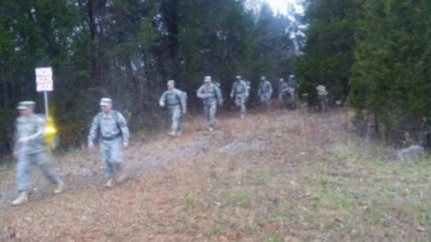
203, 102, 217, 127
168, 105, 182, 132
100, 139, 123, 179
260, 93, 271, 107
16, 150, 60, 192
234, 95, 246, 115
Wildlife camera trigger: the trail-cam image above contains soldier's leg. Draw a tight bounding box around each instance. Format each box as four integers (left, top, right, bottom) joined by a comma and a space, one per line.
278, 94, 284, 108
204, 104, 210, 121
16, 152, 34, 192
260, 95, 266, 106
109, 140, 123, 176
100, 141, 114, 179
265, 94, 271, 107
240, 96, 246, 115
35, 151, 61, 184
209, 103, 217, 128
171, 106, 181, 132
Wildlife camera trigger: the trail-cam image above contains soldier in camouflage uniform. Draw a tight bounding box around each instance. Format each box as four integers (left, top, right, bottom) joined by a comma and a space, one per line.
230, 75, 249, 118
11, 101, 64, 206
258, 76, 273, 108
278, 78, 289, 105
88, 98, 130, 188
159, 80, 187, 136
197, 76, 223, 131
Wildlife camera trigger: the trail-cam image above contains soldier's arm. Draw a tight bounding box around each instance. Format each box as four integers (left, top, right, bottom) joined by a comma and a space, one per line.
177, 90, 187, 113
13, 120, 19, 154
230, 83, 235, 97
117, 113, 130, 143
27, 116, 45, 142
215, 85, 223, 105
257, 84, 261, 96
269, 82, 273, 95
159, 91, 167, 107
87, 115, 99, 143
242, 81, 249, 97
196, 86, 204, 99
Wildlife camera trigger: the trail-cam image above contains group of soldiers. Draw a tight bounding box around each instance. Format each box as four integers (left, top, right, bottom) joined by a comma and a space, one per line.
11, 98, 130, 205
159, 75, 296, 135
10, 74, 296, 206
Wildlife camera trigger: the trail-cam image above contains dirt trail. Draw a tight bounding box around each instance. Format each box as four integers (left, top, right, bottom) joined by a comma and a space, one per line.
0, 116, 218, 211
1, 108, 391, 241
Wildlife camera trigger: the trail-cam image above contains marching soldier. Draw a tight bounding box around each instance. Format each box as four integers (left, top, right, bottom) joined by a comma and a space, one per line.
258, 76, 273, 108
196, 76, 223, 131
230, 75, 249, 118
88, 98, 130, 188
11, 101, 64, 206
159, 80, 187, 136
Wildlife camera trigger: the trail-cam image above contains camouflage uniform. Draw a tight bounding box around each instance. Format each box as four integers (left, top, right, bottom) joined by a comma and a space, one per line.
14, 110, 62, 192
159, 88, 186, 134
230, 79, 249, 116
197, 78, 223, 129
278, 80, 289, 102
88, 100, 129, 180
258, 79, 273, 107
10, 101, 63, 206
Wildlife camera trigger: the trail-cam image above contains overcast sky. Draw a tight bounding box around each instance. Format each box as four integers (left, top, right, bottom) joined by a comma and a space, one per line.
263, 0, 304, 16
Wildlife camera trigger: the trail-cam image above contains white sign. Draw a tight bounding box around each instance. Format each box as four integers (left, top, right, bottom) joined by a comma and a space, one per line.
35, 67, 53, 92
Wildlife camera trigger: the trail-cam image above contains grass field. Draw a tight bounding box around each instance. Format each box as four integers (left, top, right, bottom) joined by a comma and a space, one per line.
0, 109, 430, 241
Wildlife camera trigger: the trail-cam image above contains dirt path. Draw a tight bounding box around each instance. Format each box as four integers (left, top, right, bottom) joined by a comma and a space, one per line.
0, 116, 217, 212
3, 109, 426, 241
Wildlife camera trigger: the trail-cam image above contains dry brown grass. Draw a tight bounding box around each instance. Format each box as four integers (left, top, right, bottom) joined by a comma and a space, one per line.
0, 108, 430, 241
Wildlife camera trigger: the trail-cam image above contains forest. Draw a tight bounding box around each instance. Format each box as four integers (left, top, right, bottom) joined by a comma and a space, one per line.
296, 0, 431, 147
1, 0, 430, 157
0, 0, 298, 155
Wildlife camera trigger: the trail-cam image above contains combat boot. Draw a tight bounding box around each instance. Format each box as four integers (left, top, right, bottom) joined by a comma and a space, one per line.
169, 131, 176, 137
54, 180, 64, 194
116, 169, 128, 183
105, 178, 114, 188
11, 191, 29, 206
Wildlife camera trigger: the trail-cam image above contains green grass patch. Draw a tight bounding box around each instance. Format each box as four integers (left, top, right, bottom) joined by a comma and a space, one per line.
182, 193, 199, 209
265, 234, 284, 242
225, 188, 252, 208
316, 189, 358, 211
249, 171, 272, 184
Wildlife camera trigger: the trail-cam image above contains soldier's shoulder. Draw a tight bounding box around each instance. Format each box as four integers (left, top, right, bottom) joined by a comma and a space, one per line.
16, 116, 25, 123
33, 114, 46, 122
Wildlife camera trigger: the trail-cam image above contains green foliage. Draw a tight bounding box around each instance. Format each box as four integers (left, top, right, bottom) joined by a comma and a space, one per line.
0, 0, 296, 156
350, 0, 431, 144
295, 0, 363, 105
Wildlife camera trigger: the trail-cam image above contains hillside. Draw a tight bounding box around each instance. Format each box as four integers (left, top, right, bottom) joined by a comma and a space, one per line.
0, 109, 430, 241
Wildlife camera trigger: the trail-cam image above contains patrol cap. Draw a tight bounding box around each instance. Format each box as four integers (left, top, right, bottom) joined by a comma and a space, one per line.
204, 76, 212, 82
99, 97, 112, 106
167, 80, 175, 86
17, 101, 36, 110
236, 75, 241, 79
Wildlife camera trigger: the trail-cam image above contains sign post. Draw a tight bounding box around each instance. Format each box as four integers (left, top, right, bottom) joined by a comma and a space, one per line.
35, 67, 53, 117
35, 67, 57, 149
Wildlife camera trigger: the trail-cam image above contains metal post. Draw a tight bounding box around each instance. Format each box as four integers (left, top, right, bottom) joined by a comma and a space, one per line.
44, 91, 49, 118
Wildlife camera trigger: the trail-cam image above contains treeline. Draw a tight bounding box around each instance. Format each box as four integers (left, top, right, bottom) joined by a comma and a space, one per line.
295, 0, 431, 147
0, 0, 296, 155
